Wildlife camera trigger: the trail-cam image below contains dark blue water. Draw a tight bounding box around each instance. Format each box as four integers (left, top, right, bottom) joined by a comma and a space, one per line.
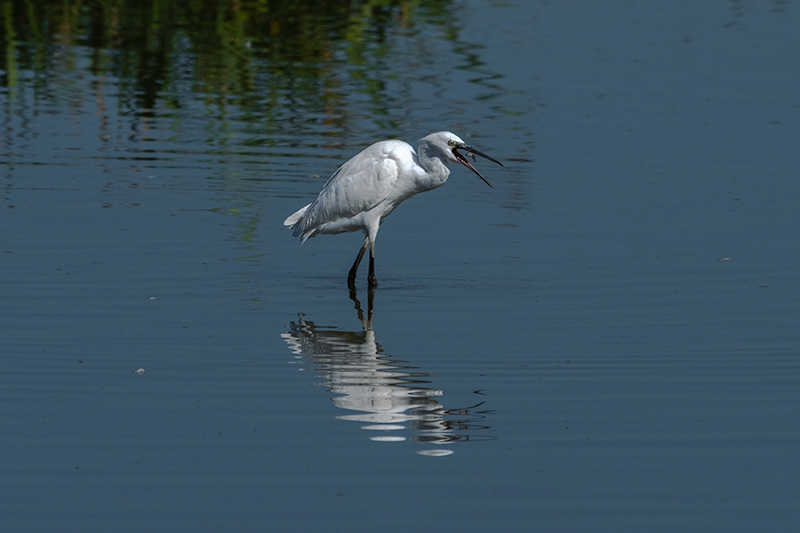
2, 1, 799, 531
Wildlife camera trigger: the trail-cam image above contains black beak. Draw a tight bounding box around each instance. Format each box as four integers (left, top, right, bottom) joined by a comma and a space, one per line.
452, 143, 503, 188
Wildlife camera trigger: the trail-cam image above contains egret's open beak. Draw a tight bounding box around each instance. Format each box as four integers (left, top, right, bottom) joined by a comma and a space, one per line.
452, 143, 503, 188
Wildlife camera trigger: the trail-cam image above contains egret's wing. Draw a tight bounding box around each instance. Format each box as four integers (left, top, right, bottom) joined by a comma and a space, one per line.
292, 141, 412, 240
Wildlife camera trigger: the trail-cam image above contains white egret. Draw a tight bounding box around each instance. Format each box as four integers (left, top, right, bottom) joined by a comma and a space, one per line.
284, 131, 503, 287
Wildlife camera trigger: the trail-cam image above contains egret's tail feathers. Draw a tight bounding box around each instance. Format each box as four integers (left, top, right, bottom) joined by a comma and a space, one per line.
284, 204, 310, 228
285, 203, 316, 243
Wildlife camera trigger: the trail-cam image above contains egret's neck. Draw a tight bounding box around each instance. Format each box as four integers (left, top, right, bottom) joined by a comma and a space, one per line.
416, 143, 451, 190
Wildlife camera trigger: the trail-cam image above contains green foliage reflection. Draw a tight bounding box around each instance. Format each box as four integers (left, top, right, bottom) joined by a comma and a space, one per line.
1, 0, 464, 134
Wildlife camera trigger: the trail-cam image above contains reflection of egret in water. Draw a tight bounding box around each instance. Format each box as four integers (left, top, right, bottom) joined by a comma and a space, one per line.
282, 288, 494, 456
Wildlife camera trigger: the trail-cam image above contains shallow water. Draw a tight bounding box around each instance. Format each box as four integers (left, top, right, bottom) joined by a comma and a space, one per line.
2, 1, 799, 531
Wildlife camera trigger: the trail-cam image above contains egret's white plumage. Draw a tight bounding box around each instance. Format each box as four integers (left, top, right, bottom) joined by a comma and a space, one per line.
284, 131, 502, 287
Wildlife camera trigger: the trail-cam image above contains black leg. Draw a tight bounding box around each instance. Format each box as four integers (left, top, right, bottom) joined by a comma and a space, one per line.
367, 245, 377, 287
348, 238, 368, 287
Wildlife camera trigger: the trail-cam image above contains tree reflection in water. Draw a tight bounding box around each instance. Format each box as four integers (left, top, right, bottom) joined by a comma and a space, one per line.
282, 287, 495, 456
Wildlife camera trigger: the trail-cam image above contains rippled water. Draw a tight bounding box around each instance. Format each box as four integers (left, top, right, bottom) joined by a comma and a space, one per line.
2, 1, 799, 532
282, 290, 496, 455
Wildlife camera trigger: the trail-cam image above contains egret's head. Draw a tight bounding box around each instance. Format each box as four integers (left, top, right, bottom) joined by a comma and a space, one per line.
422, 131, 503, 188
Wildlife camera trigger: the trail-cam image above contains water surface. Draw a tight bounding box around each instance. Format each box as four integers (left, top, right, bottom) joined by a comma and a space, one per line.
2, 1, 799, 531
